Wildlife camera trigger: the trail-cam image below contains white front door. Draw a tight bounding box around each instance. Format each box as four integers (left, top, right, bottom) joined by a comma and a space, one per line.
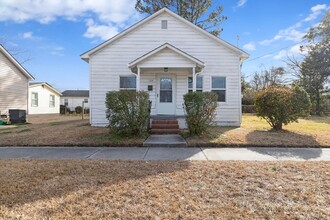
157, 75, 176, 115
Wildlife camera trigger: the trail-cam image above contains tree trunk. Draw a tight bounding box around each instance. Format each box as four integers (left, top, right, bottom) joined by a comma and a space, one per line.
273, 123, 283, 131
316, 91, 321, 115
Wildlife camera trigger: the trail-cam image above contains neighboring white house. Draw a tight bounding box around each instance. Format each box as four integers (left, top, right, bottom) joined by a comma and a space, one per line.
0, 44, 34, 115
81, 8, 249, 127
60, 90, 89, 111
28, 82, 62, 114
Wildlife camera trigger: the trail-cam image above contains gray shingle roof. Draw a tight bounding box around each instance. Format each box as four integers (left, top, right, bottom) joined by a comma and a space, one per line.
62, 90, 89, 97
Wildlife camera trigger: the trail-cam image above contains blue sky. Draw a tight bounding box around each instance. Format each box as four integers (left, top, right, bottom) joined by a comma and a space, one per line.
0, 0, 329, 91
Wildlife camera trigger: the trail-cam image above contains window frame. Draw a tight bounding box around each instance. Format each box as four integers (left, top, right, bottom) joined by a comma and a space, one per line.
211, 76, 226, 102
31, 92, 38, 107
49, 94, 55, 108
119, 76, 137, 90
64, 98, 68, 106
188, 76, 203, 93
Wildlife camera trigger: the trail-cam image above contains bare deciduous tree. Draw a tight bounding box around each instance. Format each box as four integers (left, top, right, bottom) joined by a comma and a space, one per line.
135, 0, 227, 36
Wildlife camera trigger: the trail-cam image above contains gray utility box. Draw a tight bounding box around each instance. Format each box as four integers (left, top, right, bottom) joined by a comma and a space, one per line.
9, 109, 26, 124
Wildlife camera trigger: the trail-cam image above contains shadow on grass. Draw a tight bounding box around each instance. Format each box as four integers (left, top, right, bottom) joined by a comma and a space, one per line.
246, 130, 322, 159
182, 126, 239, 147
0, 160, 190, 208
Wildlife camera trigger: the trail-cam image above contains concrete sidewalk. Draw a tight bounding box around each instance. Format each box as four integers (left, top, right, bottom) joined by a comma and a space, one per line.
0, 147, 329, 161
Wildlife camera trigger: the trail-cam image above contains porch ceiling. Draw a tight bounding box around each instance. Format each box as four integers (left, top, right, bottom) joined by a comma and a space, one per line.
128, 43, 205, 74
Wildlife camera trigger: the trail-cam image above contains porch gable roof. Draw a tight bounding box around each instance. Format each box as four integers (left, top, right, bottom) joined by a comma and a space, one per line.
128, 43, 205, 73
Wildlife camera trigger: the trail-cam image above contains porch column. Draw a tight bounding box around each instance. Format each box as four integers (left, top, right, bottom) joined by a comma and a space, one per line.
136, 67, 140, 91
192, 67, 196, 92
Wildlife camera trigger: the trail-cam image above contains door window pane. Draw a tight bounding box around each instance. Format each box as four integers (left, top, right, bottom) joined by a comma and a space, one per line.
160, 91, 172, 103
160, 78, 172, 89
160, 77, 172, 103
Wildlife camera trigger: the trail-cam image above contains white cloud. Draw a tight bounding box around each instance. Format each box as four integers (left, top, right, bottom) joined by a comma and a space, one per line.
304, 4, 328, 22
22, 32, 34, 39
237, 0, 247, 8
274, 44, 307, 60
259, 4, 328, 46
243, 42, 256, 51
39, 45, 65, 56
84, 19, 119, 40
0, 0, 140, 40
0, 0, 138, 24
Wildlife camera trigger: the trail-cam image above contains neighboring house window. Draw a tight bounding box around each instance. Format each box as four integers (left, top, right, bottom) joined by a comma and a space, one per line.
120, 76, 136, 90
84, 98, 88, 103
31, 92, 38, 107
188, 76, 203, 92
49, 95, 55, 108
211, 76, 226, 102
64, 99, 68, 106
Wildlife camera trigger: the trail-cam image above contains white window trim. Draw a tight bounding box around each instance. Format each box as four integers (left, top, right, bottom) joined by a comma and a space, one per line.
119, 75, 137, 90
187, 76, 203, 92
49, 94, 55, 108
31, 92, 38, 107
211, 76, 227, 103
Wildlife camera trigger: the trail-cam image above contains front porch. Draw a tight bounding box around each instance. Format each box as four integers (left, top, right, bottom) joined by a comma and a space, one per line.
128, 43, 205, 118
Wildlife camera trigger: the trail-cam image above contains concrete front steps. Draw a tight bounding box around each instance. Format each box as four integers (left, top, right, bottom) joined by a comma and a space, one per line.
150, 119, 180, 134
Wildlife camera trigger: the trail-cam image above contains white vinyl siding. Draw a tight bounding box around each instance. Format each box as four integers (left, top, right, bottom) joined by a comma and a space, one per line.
60, 97, 89, 111
28, 85, 61, 114
31, 92, 38, 107
89, 11, 241, 126
0, 51, 29, 114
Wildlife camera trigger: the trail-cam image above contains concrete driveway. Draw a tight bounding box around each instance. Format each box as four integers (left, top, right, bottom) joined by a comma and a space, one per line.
0, 147, 329, 161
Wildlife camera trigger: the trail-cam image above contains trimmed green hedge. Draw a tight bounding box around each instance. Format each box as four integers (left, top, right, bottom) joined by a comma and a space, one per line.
105, 90, 149, 136
183, 92, 218, 135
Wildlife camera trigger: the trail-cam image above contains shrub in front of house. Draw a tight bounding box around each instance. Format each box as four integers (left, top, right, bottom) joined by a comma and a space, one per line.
183, 92, 218, 135
105, 90, 149, 136
255, 86, 311, 130
75, 106, 83, 114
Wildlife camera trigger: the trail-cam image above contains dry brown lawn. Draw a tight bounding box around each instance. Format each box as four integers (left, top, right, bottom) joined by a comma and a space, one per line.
0, 160, 329, 219
185, 115, 330, 147
0, 114, 145, 146
0, 114, 329, 147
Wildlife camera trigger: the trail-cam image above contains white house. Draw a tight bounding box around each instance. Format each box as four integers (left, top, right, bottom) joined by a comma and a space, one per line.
0, 44, 34, 116
81, 8, 249, 127
60, 90, 89, 111
28, 82, 62, 114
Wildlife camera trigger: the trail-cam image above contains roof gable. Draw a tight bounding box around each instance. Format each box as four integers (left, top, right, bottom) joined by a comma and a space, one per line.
80, 8, 249, 62
0, 44, 34, 80
62, 90, 89, 97
29, 82, 62, 96
128, 43, 205, 73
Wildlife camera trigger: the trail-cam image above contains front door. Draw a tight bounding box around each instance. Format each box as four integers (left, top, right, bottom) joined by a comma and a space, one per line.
157, 76, 175, 115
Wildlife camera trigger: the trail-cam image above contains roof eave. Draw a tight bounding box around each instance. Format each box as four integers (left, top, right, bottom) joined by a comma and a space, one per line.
0, 44, 35, 80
